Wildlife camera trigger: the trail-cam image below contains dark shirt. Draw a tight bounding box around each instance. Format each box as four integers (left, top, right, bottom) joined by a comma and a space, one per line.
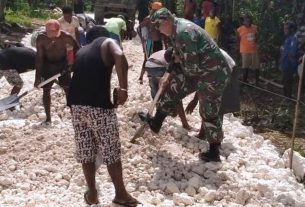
137, 0, 150, 23
68, 37, 114, 108
281, 34, 298, 73
0, 47, 36, 73
74, 0, 84, 14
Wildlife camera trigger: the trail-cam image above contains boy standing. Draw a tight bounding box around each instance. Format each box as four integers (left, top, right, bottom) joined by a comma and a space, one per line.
237, 15, 260, 85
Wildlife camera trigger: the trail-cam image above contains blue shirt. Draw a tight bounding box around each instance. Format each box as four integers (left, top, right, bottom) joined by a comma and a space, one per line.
193, 16, 204, 28
281, 34, 298, 72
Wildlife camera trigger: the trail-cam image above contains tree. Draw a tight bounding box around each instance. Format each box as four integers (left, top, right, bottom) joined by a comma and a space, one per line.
0, 0, 7, 21
27, 0, 39, 7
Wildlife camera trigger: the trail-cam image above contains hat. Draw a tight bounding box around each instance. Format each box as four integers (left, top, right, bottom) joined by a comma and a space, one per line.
45, 19, 60, 37
150, 8, 173, 27
151, 2, 162, 10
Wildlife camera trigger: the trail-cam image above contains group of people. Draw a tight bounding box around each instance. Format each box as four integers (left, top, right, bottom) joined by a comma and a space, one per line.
0, 2, 242, 206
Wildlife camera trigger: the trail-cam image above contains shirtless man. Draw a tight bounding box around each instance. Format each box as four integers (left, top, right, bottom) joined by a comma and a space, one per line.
58, 6, 80, 45
34, 19, 79, 124
0, 46, 36, 95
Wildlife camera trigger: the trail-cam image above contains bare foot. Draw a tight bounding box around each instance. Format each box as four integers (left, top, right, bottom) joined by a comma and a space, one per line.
113, 193, 140, 207
84, 190, 99, 205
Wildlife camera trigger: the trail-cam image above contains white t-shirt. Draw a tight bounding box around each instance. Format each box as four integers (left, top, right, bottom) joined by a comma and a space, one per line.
58, 16, 80, 40
145, 50, 168, 68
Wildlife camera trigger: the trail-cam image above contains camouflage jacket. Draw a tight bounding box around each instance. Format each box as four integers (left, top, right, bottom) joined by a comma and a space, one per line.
168, 17, 230, 77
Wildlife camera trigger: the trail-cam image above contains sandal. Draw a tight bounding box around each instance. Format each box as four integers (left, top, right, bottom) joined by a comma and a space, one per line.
84, 190, 99, 205
112, 197, 140, 207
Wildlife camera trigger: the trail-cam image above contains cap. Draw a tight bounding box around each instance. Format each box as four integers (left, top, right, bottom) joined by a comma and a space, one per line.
45, 19, 60, 37
151, 2, 162, 10
150, 8, 173, 27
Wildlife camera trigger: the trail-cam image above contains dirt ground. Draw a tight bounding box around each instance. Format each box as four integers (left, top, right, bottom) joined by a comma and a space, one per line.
238, 77, 305, 156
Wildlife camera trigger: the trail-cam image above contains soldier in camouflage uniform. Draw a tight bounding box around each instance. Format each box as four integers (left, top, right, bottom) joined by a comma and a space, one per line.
139, 8, 232, 162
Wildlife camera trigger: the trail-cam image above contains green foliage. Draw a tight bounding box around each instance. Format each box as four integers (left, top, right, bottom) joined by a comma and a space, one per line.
5, 0, 61, 26
5, 9, 32, 26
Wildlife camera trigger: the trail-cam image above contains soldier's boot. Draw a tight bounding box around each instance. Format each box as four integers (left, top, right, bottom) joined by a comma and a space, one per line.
255, 69, 260, 86
199, 142, 221, 162
243, 68, 249, 82
138, 110, 167, 133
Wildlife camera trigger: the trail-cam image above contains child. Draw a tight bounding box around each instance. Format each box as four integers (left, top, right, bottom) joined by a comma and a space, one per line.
237, 15, 260, 85
193, 9, 204, 28
204, 9, 221, 43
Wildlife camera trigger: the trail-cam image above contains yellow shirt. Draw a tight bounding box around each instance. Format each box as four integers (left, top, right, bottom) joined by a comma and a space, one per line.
204, 16, 221, 40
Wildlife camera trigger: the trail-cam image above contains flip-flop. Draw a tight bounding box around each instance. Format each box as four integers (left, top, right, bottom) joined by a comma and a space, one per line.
84, 190, 99, 205
112, 198, 141, 207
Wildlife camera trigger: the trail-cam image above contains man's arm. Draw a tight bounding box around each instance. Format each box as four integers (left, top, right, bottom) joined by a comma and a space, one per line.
75, 27, 80, 45
73, 17, 81, 46
34, 35, 44, 87
102, 39, 128, 106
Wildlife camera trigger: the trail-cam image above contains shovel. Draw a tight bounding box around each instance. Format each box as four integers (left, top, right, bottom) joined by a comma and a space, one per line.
0, 72, 65, 111
130, 87, 163, 143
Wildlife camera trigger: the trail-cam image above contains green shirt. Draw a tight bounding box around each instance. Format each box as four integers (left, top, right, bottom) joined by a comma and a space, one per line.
104, 18, 127, 35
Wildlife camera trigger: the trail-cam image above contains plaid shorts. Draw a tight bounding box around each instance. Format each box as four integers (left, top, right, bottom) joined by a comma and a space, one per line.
71, 105, 121, 165
0, 69, 23, 87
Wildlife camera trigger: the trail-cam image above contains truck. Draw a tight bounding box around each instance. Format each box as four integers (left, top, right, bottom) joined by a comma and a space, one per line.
94, 0, 138, 24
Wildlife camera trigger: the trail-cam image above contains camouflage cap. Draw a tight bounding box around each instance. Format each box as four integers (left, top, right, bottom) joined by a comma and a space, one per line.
150, 8, 173, 26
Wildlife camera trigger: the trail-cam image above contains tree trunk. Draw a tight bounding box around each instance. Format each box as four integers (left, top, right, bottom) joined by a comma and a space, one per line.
0, 0, 7, 21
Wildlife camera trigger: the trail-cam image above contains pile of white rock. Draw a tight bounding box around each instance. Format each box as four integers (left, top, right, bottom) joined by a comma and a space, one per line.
0, 34, 305, 207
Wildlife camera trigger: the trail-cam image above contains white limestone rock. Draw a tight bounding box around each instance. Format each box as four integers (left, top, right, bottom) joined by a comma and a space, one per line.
165, 182, 180, 194
0, 177, 14, 186
283, 149, 305, 181
204, 190, 217, 202
185, 186, 196, 196
173, 193, 194, 206
188, 176, 201, 189
160, 199, 175, 207
130, 154, 144, 165
0, 146, 8, 155
235, 189, 250, 205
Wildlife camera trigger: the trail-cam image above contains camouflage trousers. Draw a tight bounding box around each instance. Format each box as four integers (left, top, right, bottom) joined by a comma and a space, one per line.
0, 69, 23, 88
158, 69, 229, 143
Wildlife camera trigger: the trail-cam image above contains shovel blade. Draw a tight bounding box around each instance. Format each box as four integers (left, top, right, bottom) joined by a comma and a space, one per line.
0, 101, 20, 111
0, 94, 18, 105
130, 124, 146, 143
0, 95, 20, 111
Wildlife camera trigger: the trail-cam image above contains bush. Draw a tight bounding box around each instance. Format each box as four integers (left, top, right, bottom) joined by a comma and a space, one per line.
5, 0, 62, 26
5, 9, 32, 26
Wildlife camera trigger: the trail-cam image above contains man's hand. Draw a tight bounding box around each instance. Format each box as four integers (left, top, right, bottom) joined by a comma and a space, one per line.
159, 72, 171, 90
113, 88, 128, 107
